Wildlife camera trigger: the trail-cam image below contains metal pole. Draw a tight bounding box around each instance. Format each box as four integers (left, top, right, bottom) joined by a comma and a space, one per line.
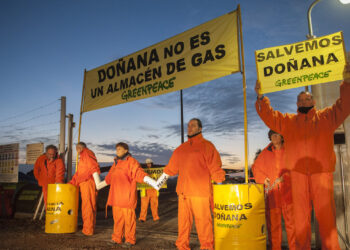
307, 0, 321, 39
59, 96, 66, 161
76, 70, 86, 171
306, 0, 321, 92
237, 5, 249, 184
67, 114, 74, 181
180, 90, 184, 144
33, 192, 43, 220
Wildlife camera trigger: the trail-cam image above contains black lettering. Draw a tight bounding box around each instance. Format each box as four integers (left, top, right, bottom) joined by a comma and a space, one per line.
215, 44, 225, 59
327, 53, 338, 64
107, 66, 115, 79
98, 70, 106, 83
264, 66, 273, 77
200, 31, 210, 45
319, 38, 330, 48
332, 35, 342, 45
190, 35, 200, 50
191, 53, 202, 67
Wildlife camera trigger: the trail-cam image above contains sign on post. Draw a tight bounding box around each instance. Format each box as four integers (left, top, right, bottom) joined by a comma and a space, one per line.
0, 143, 19, 183
26, 143, 44, 164
255, 31, 346, 94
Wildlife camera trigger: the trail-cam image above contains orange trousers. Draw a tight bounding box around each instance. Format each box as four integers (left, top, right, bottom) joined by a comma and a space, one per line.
176, 194, 213, 250
112, 206, 136, 244
139, 190, 159, 221
79, 179, 97, 236
266, 204, 296, 250
291, 171, 340, 250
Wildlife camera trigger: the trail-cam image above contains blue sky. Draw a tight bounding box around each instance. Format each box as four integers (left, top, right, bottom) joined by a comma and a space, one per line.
1, 0, 350, 170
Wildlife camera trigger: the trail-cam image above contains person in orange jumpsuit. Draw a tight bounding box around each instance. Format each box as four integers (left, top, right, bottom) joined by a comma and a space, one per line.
138, 158, 160, 222
255, 63, 350, 250
34, 145, 65, 206
69, 142, 101, 236
156, 118, 226, 250
96, 142, 158, 248
252, 130, 296, 250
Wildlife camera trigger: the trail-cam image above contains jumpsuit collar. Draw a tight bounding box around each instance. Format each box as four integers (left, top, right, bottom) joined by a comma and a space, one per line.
187, 132, 203, 144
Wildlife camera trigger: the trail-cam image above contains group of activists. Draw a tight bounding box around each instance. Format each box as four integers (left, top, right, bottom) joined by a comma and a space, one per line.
33, 62, 350, 250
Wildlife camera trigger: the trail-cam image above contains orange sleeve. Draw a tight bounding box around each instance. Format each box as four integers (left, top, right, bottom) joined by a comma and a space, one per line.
164, 149, 180, 176
105, 163, 115, 185
322, 81, 350, 130
255, 97, 286, 135
86, 149, 100, 175
252, 153, 268, 184
69, 175, 77, 186
129, 158, 147, 183
55, 158, 66, 183
33, 157, 41, 182
205, 142, 225, 183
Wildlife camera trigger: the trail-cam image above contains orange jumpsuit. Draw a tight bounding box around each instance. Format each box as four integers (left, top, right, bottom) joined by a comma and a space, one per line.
252, 143, 296, 250
139, 188, 159, 222
164, 133, 225, 250
105, 154, 147, 245
34, 154, 65, 206
69, 148, 100, 236
255, 81, 350, 250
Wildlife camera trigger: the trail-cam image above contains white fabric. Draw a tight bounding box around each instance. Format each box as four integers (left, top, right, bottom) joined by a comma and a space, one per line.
96, 180, 107, 190
143, 176, 159, 190
93, 172, 108, 190
155, 173, 169, 190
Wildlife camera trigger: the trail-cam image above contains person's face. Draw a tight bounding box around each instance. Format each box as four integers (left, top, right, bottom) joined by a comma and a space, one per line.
76, 145, 84, 154
46, 149, 57, 161
297, 93, 315, 108
146, 163, 152, 168
116, 146, 128, 158
187, 120, 202, 136
271, 133, 283, 146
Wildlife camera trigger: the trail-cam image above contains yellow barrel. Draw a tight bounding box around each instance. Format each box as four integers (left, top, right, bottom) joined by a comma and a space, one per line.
45, 184, 78, 234
213, 183, 266, 250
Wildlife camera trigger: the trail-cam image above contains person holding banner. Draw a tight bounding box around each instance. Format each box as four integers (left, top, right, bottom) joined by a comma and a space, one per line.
156, 118, 226, 250
138, 158, 160, 222
96, 142, 158, 248
252, 130, 296, 250
255, 63, 350, 250
69, 142, 101, 236
34, 145, 65, 206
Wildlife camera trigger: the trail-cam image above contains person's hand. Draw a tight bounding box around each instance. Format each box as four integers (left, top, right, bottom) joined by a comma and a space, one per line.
255, 80, 263, 99
275, 176, 284, 184
264, 178, 270, 187
344, 62, 350, 84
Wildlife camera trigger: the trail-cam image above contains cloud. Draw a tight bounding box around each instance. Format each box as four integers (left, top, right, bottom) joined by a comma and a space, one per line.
93, 141, 175, 165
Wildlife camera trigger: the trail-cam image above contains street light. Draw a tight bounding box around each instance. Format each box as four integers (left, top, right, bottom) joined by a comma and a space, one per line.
306, 0, 349, 92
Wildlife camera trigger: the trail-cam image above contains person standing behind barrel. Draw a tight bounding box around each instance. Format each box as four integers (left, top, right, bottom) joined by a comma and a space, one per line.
69, 142, 101, 236
34, 145, 65, 206
252, 130, 296, 250
156, 118, 226, 250
96, 142, 158, 248
138, 158, 160, 222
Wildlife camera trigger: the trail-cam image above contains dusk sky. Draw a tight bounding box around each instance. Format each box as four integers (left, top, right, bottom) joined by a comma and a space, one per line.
1, 0, 350, 171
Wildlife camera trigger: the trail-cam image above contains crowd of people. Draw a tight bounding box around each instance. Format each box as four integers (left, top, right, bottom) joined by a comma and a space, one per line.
33, 63, 350, 250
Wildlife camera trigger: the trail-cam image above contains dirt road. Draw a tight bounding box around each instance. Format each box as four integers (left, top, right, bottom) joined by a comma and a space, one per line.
0, 191, 202, 250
